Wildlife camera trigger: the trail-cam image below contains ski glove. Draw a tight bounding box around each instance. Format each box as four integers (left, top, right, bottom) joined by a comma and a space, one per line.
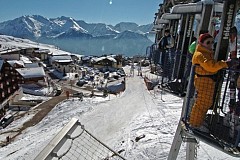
226, 59, 239, 68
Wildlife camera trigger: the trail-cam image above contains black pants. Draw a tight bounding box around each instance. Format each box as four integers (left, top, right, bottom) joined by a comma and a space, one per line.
161, 50, 166, 67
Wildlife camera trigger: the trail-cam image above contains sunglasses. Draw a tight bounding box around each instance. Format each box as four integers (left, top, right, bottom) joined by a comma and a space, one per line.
206, 41, 214, 45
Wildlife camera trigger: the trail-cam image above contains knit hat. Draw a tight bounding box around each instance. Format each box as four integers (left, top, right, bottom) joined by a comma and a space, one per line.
165, 29, 170, 33
198, 33, 213, 43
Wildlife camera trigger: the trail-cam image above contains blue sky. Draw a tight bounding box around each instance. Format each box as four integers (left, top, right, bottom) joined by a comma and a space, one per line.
0, 0, 161, 25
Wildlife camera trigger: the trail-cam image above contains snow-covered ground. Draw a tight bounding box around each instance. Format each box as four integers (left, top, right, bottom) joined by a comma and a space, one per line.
0, 66, 238, 160
0, 35, 72, 56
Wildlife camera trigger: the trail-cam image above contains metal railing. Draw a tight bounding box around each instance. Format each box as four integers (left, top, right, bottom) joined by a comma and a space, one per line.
35, 118, 126, 160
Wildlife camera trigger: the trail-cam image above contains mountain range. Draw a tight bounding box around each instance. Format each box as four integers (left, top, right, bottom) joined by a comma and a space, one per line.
0, 15, 154, 56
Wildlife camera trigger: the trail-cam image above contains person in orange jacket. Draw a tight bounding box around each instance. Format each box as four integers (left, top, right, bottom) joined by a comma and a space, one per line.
189, 33, 233, 131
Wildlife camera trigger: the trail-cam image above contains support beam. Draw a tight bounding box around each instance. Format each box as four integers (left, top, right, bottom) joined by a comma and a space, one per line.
177, 14, 195, 80
167, 121, 184, 160
215, 0, 238, 61
197, 3, 213, 36
186, 143, 196, 160
172, 14, 187, 79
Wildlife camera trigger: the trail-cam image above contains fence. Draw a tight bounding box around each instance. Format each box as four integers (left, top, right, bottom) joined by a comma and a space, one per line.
152, 48, 192, 96
35, 118, 126, 160
183, 66, 240, 150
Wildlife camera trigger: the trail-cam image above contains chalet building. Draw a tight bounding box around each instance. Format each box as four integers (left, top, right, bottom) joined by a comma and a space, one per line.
71, 54, 83, 64
8, 60, 41, 69
32, 49, 50, 61
7, 60, 25, 68
50, 55, 73, 73
0, 60, 23, 116
20, 55, 32, 64
25, 47, 39, 57
0, 48, 21, 60
28, 57, 47, 68
16, 67, 46, 85
0, 47, 39, 59
114, 55, 123, 68
91, 56, 117, 69
7, 55, 33, 68
81, 56, 93, 66
133, 55, 145, 63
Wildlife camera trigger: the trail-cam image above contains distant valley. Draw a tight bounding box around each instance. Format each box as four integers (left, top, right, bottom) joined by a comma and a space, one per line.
0, 15, 155, 56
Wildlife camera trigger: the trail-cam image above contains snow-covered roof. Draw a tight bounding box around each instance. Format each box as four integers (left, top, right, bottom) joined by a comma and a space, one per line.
32, 57, 41, 61
33, 49, 50, 54
7, 60, 25, 67
54, 60, 73, 63
51, 55, 72, 62
51, 51, 71, 56
20, 55, 32, 64
92, 56, 117, 63
16, 67, 45, 78
71, 53, 84, 58
82, 56, 93, 61
0, 48, 21, 54
25, 63, 39, 68
39, 62, 47, 68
